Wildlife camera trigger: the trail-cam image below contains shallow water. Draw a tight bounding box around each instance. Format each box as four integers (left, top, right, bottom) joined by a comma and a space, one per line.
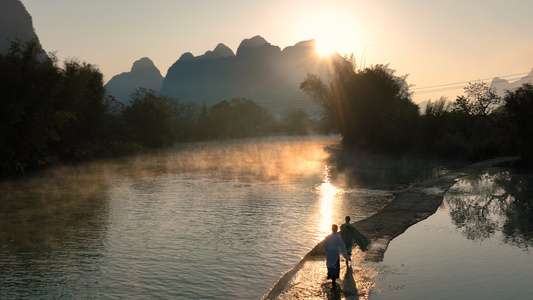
371, 168, 533, 299
0, 136, 457, 299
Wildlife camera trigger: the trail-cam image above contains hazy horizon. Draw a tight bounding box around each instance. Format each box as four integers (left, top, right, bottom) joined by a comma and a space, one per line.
20, 0, 533, 104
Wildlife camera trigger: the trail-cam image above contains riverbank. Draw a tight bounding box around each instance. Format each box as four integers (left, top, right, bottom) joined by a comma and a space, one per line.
263, 156, 519, 299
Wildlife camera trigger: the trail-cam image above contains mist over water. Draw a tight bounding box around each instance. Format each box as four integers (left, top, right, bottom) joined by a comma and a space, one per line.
0, 136, 457, 299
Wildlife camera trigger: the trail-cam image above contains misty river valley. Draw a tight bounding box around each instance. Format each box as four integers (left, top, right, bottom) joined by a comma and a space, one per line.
1, 136, 532, 299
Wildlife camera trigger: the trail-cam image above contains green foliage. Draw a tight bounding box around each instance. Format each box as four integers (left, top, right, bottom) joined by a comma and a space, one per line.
454, 82, 501, 118
300, 57, 533, 164
450, 83, 509, 160
419, 88, 508, 160
301, 60, 419, 152
194, 102, 210, 140
0, 39, 304, 176
0, 40, 139, 174
174, 101, 200, 142
424, 97, 453, 116
54, 59, 114, 161
503, 83, 533, 167
277, 108, 314, 135
122, 88, 182, 148
300, 73, 336, 132
419, 97, 462, 156
206, 97, 274, 139
6, 39, 533, 175
0, 39, 64, 173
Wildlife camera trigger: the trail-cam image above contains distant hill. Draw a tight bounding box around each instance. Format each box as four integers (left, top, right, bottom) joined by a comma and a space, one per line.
106, 35, 342, 114
105, 57, 164, 104
417, 69, 533, 114
490, 68, 533, 96
161, 35, 341, 114
0, 0, 42, 53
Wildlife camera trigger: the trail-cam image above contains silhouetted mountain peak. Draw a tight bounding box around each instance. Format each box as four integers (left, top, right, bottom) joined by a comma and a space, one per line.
178, 52, 195, 61
1, 0, 42, 53
490, 67, 533, 96
131, 57, 159, 73
177, 43, 234, 62
283, 39, 316, 51
105, 57, 163, 103
281, 39, 316, 57
490, 77, 509, 86
236, 35, 281, 57
206, 43, 235, 58
238, 35, 268, 49
161, 35, 335, 113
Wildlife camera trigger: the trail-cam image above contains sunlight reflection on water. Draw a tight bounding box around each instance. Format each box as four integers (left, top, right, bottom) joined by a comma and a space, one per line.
317, 165, 343, 242
0, 136, 456, 299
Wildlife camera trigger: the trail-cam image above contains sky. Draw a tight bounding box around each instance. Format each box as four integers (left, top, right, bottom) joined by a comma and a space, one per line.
21, 0, 533, 104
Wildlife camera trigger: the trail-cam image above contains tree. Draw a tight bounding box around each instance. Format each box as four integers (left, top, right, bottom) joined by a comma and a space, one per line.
449, 82, 509, 160
207, 98, 273, 139
278, 108, 314, 135
195, 102, 210, 140
418, 97, 462, 156
0, 39, 66, 174
424, 96, 453, 117
122, 88, 181, 148
54, 59, 111, 160
454, 82, 501, 118
503, 83, 533, 167
174, 101, 199, 142
301, 58, 419, 152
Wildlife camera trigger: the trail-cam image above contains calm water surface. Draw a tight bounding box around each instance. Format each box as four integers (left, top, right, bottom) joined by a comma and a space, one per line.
0, 136, 458, 299
371, 168, 533, 299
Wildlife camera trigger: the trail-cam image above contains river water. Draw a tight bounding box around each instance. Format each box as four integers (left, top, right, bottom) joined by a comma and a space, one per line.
0, 136, 461, 299
371, 168, 533, 299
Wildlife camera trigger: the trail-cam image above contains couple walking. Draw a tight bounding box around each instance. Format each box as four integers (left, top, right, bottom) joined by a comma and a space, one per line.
322, 216, 370, 285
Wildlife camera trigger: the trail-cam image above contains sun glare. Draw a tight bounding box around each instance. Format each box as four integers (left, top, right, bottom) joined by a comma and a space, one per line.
294, 9, 360, 58
315, 39, 336, 57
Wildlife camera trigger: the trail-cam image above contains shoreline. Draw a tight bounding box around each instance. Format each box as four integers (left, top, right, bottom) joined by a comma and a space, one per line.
263, 156, 518, 299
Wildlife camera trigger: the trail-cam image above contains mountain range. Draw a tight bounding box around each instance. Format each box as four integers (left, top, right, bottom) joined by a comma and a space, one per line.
3, 0, 532, 115
107, 36, 342, 114
489, 68, 533, 96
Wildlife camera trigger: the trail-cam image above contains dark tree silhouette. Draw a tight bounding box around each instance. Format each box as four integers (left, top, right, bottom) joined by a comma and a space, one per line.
0, 39, 64, 173
207, 97, 273, 139
122, 88, 182, 148
301, 58, 418, 152
454, 82, 501, 118
503, 83, 533, 167
278, 108, 314, 135
54, 59, 112, 160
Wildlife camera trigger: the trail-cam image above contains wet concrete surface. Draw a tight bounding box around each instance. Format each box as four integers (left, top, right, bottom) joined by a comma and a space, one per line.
263, 157, 518, 300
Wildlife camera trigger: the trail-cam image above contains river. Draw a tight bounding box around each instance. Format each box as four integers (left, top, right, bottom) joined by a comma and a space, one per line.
371, 167, 533, 299
0, 136, 461, 299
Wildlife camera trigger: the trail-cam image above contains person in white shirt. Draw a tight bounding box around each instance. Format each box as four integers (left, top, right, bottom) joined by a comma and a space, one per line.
322, 224, 350, 285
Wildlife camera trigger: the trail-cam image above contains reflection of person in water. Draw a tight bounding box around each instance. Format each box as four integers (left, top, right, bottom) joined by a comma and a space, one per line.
340, 216, 370, 263
322, 224, 350, 285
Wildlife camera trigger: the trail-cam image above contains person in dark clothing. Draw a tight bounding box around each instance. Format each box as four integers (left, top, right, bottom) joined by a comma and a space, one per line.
340, 216, 370, 264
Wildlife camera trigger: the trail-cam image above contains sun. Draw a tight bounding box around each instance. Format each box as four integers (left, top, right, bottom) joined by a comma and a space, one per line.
293, 9, 360, 58
315, 39, 337, 57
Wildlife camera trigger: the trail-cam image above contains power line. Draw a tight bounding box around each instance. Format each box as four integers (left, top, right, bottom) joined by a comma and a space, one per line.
412, 72, 530, 91
412, 72, 532, 95
176, 70, 533, 110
